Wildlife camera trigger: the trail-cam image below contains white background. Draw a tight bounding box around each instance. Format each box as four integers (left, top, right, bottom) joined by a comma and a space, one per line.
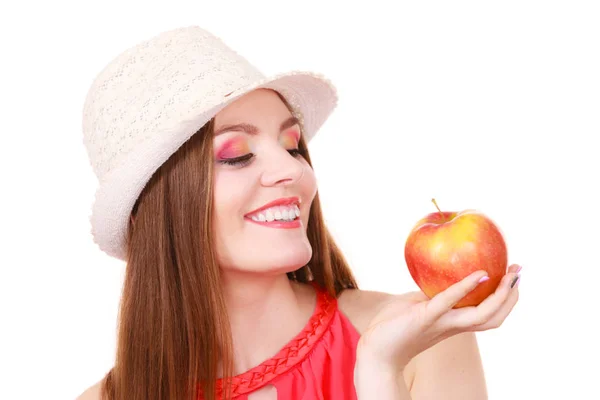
1, 1, 598, 399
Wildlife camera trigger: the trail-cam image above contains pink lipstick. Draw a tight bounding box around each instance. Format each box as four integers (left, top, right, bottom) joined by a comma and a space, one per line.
244, 197, 302, 229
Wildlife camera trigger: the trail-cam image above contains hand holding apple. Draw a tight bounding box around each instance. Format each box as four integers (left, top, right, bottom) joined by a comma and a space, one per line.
355, 205, 520, 376
357, 265, 521, 375
404, 199, 510, 308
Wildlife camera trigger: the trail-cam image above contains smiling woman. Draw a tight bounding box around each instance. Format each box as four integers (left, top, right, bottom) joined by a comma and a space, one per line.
77, 26, 520, 400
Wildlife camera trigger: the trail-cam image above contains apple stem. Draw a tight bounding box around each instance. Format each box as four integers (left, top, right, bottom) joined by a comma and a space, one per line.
432, 198, 444, 220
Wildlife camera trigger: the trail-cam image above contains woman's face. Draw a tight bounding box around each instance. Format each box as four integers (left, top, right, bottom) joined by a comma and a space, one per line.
212, 89, 317, 275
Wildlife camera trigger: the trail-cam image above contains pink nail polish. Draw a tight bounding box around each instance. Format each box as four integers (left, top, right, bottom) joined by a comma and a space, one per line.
478, 276, 490, 283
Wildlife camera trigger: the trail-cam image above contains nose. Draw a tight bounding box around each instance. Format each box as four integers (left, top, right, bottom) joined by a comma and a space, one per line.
260, 147, 304, 187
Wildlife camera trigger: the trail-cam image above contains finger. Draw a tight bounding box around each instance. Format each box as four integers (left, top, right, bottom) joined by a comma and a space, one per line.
476, 281, 520, 330
424, 270, 489, 323
507, 264, 522, 274
442, 272, 520, 329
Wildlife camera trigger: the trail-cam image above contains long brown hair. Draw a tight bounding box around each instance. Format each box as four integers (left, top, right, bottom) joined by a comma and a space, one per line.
99, 92, 358, 400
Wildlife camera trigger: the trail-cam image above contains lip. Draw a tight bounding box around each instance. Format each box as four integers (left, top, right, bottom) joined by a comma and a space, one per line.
244, 196, 302, 230
244, 196, 300, 217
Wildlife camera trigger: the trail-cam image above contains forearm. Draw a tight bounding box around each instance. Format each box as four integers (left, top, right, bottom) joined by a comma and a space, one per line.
354, 355, 412, 400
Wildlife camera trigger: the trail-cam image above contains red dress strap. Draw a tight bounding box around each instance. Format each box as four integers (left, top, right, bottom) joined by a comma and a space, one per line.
197, 282, 361, 399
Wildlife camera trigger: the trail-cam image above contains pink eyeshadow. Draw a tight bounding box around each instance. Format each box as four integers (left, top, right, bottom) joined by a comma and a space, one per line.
216, 138, 250, 159
281, 130, 300, 148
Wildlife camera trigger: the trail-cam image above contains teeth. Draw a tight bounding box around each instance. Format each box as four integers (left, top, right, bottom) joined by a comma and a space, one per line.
266, 209, 275, 222
248, 204, 300, 223
275, 206, 295, 221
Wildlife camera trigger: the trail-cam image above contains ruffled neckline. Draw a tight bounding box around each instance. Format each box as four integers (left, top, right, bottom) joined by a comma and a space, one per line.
214, 283, 337, 397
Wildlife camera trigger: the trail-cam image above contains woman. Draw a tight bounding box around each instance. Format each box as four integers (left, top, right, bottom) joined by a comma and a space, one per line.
78, 26, 520, 400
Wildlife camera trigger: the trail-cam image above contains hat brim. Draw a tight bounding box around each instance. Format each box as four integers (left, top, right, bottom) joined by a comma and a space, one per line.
89, 71, 338, 261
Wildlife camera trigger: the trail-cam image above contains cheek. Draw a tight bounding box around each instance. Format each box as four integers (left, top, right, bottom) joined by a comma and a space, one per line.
212, 169, 254, 231
299, 163, 318, 209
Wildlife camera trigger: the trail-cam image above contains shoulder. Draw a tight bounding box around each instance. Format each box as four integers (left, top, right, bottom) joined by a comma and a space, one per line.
337, 287, 395, 334
76, 379, 103, 400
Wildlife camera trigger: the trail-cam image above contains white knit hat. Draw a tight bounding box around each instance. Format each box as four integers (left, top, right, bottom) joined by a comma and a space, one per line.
82, 26, 338, 261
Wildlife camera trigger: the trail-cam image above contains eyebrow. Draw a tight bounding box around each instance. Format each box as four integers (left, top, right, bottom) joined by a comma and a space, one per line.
213, 116, 300, 137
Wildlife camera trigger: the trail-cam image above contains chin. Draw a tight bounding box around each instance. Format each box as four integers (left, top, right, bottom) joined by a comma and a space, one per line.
221, 243, 313, 275
258, 244, 313, 274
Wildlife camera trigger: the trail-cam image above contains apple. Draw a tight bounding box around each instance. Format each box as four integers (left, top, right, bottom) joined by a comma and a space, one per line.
404, 199, 508, 308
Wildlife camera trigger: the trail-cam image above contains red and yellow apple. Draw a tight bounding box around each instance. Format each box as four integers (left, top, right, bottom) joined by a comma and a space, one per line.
404, 199, 508, 308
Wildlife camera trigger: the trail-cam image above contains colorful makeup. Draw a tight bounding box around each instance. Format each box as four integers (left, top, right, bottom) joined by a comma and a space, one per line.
216, 137, 251, 160
280, 130, 300, 149
215, 130, 302, 167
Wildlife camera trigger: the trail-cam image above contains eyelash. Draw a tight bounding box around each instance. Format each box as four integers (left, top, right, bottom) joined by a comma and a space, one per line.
219, 149, 303, 167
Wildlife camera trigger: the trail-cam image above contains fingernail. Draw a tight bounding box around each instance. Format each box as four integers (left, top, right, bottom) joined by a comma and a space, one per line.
478, 275, 490, 283
515, 265, 523, 274
510, 275, 520, 288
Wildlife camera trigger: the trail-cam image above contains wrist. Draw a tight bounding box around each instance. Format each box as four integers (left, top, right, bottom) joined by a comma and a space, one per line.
355, 341, 409, 374
354, 359, 411, 400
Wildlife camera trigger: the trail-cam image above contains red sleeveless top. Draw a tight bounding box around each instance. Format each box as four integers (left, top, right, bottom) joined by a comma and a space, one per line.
201, 284, 361, 399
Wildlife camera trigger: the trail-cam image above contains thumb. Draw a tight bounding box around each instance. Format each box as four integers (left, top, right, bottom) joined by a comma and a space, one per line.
404, 291, 430, 303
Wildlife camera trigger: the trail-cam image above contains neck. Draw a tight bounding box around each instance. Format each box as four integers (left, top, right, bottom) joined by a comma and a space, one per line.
220, 271, 316, 375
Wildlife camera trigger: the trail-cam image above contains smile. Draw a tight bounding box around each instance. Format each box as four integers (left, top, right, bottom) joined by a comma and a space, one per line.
244, 197, 302, 229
